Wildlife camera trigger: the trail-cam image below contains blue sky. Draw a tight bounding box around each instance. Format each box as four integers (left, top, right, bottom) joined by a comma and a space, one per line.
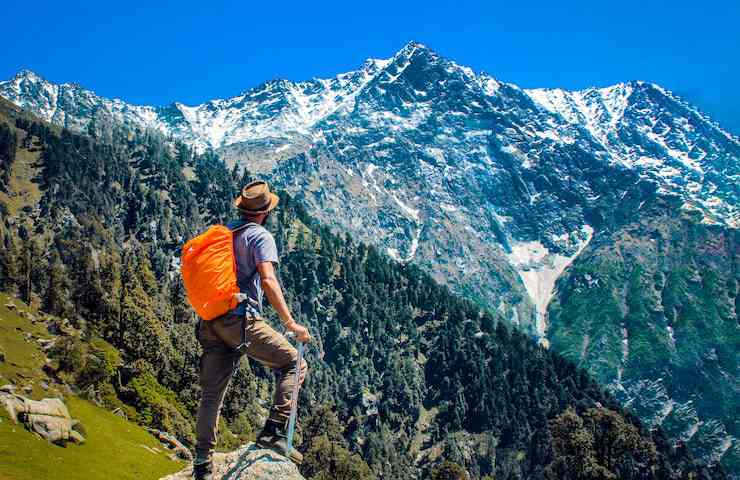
2, 0, 739, 133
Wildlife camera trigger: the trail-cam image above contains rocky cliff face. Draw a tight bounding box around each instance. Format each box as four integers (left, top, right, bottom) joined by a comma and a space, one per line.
1, 42, 737, 472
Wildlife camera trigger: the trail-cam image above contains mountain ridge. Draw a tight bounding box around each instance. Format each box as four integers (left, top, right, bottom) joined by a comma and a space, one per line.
5, 42, 738, 152
2, 43, 737, 231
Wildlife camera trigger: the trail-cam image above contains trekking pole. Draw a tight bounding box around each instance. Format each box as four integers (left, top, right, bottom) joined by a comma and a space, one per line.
285, 332, 305, 457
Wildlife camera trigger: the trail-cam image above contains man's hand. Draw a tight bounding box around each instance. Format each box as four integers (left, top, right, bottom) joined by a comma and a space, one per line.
287, 322, 311, 343
258, 261, 312, 343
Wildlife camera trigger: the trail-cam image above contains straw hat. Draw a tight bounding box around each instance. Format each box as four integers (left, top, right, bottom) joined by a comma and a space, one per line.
233, 180, 279, 214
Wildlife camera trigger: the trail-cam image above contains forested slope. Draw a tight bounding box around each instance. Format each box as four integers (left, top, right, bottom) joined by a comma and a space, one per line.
548, 198, 739, 473
0, 97, 725, 479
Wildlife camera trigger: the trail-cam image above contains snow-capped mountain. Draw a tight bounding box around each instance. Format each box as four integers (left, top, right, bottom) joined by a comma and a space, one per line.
3, 42, 737, 324
2, 44, 737, 230
528, 82, 738, 223
2, 41, 738, 472
1, 58, 392, 151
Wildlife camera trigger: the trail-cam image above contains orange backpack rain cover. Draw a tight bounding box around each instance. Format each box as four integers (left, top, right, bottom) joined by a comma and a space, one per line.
181, 225, 240, 320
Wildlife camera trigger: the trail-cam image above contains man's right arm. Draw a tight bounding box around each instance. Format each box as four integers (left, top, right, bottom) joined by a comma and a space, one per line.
257, 261, 311, 343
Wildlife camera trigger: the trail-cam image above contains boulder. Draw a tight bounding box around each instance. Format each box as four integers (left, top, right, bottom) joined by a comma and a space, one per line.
37, 338, 56, 351
24, 413, 85, 444
0, 393, 85, 445
4, 302, 16, 311
162, 443, 305, 480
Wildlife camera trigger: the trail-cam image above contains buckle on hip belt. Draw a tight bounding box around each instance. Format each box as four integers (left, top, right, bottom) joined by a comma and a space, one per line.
235, 312, 257, 354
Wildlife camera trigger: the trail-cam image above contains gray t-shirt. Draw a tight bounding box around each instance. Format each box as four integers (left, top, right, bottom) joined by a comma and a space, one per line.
227, 220, 279, 316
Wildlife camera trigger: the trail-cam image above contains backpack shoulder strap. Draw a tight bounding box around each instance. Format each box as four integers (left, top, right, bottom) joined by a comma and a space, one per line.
230, 221, 259, 234
230, 221, 262, 310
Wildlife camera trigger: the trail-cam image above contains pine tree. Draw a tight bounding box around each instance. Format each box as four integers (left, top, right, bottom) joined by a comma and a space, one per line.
44, 251, 70, 317
0, 221, 20, 292
118, 251, 169, 367
16, 232, 44, 306
0, 122, 17, 189
99, 249, 123, 340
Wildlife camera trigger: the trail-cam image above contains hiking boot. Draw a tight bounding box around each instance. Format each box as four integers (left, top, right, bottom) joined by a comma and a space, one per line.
192, 458, 213, 480
256, 419, 304, 465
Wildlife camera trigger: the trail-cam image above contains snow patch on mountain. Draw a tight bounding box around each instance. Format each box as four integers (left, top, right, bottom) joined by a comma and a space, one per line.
388, 226, 423, 263
616, 323, 631, 384
506, 225, 594, 344
392, 193, 421, 222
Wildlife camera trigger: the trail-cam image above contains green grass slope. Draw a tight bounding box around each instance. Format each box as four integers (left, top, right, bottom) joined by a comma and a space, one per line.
0, 293, 183, 480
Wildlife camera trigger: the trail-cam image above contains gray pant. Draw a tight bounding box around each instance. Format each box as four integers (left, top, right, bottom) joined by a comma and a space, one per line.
194, 314, 308, 457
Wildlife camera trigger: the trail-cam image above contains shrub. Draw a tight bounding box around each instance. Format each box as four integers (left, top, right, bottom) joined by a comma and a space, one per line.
77, 338, 121, 387
126, 370, 195, 444
302, 434, 374, 480
51, 335, 87, 381
431, 461, 468, 480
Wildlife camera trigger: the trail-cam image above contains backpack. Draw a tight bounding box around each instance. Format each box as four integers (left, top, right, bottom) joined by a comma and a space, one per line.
181, 223, 255, 320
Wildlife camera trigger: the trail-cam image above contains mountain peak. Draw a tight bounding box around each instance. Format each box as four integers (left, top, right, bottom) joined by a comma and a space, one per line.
394, 40, 436, 60
401, 40, 430, 50
13, 69, 44, 82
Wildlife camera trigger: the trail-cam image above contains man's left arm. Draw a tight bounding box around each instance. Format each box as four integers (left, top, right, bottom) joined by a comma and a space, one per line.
258, 261, 311, 342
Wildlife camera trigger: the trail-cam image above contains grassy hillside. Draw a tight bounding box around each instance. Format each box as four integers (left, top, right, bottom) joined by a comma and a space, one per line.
0, 294, 52, 397
0, 293, 183, 480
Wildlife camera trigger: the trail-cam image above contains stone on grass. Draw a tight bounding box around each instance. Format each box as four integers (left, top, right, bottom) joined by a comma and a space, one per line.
0, 393, 85, 445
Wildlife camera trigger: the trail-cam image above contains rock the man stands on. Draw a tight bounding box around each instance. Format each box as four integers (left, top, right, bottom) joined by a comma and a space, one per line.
193, 180, 311, 480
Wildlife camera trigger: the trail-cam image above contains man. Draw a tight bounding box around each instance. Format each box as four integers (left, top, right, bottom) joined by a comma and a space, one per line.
193, 180, 311, 480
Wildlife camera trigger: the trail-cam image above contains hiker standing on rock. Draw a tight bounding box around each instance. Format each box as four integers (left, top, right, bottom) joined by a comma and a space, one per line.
185, 180, 310, 480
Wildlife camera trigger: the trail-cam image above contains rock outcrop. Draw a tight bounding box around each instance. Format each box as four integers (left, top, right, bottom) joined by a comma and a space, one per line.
0, 392, 85, 445
162, 443, 304, 480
